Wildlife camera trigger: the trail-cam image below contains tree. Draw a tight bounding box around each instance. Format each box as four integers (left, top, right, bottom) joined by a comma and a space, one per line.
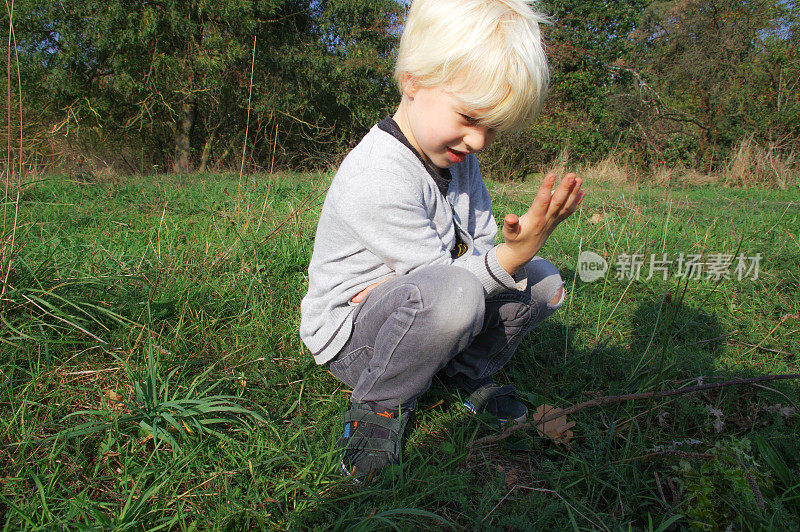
11, 0, 404, 173
627, 0, 796, 166
480, 0, 647, 177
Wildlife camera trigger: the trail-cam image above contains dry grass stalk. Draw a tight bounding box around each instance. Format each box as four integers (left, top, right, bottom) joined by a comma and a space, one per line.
681, 167, 717, 186
723, 135, 798, 189
579, 154, 635, 184
651, 165, 674, 186
544, 145, 570, 177
555, 137, 798, 189
91, 165, 120, 185
2, 0, 23, 303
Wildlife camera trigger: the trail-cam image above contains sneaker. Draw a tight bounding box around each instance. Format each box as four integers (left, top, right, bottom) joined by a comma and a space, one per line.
444, 374, 528, 423
337, 402, 410, 482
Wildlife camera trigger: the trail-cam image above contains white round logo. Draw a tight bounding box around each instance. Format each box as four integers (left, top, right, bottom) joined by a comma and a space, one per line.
577, 251, 608, 283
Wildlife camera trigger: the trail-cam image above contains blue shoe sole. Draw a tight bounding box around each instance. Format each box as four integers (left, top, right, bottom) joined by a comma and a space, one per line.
339, 460, 363, 483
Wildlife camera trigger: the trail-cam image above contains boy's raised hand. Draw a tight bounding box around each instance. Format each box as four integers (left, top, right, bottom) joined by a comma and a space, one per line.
497, 172, 584, 275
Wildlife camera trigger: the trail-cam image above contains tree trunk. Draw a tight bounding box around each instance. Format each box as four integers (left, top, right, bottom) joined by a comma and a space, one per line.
198, 132, 214, 173
172, 99, 195, 173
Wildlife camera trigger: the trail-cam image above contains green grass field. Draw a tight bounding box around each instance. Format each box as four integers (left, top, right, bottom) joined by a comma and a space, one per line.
2, 171, 799, 530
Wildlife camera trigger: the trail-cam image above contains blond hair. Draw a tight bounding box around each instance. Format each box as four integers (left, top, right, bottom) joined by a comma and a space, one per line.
395, 0, 549, 132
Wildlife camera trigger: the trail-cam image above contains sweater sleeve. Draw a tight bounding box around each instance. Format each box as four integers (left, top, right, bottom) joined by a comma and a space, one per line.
466, 162, 529, 290
470, 173, 499, 255
333, 170, 519, 298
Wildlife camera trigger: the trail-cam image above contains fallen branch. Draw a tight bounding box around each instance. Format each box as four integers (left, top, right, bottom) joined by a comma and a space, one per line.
468, 373, 800, 451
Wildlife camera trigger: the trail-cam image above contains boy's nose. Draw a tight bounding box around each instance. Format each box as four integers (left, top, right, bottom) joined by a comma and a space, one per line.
465, 126, 496, 153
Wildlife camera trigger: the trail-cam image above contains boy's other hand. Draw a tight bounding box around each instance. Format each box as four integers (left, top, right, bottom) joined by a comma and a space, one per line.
350, 279, 390, 304
498, 172, 584, 275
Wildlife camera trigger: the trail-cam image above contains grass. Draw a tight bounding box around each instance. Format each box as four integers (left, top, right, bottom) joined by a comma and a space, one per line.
1, 170, 799, 530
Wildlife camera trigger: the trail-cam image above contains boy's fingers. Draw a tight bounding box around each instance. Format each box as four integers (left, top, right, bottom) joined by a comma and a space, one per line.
350, 279, 388, 304
528, 173, 556, 219
502, 213, 521, 239
546, 173, 577, 218
560, 178, 584, 215
561, 189, 585, 220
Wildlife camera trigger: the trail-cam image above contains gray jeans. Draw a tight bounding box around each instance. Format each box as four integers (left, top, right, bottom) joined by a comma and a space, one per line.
328, 258, 564, 410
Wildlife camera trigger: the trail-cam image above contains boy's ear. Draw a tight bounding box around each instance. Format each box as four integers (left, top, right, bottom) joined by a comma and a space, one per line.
400, 72, 419, 97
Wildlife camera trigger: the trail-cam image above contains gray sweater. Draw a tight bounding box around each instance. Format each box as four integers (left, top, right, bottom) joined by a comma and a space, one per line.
300, 123, 526, 364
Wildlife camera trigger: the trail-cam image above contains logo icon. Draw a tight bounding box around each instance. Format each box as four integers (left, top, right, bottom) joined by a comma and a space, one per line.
577, 251, 608, 283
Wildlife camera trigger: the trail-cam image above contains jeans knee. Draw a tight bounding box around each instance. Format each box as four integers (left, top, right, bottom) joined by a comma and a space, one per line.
525, 258, 565, 311
423, 266, 485, 340
548, 284, 565, 309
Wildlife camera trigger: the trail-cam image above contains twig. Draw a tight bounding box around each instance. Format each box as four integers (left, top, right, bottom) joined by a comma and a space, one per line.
468, 373, 800, 451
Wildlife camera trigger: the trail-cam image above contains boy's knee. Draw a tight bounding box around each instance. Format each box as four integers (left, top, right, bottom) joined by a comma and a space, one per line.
419, 266, 484, 338
431, 267, 484, 321
550, 286, 564, 307
524, 258, 565, 311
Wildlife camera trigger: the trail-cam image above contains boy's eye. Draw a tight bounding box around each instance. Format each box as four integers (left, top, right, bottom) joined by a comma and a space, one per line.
459, 113, 479, 124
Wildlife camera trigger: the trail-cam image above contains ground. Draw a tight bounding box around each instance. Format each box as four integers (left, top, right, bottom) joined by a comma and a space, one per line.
1, 171, 799, 529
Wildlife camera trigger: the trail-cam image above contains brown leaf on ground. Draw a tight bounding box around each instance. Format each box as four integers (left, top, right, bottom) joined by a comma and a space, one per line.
104, 390, 124, 411
532, 404, 575, 445
589, 213, 603, 224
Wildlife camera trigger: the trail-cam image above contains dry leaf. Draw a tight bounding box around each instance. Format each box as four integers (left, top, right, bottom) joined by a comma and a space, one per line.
763, 404, 797, 418
707, 406, 725, 433
104, 390, 124, 411
589, 213, 603, 224
153, 344, 172, 356
532, 404, 576, 445
256, 497, 279, 508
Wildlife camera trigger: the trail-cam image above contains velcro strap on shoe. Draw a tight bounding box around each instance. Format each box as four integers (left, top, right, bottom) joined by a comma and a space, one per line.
336, 436, 398, 454
467, 384, 516, 412
344, 409, 405, 433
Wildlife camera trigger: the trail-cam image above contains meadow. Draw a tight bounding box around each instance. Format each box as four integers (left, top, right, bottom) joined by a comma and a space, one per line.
1, 171, 799, 530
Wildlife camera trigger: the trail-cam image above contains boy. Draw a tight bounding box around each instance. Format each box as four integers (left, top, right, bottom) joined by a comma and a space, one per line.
300, 0, 584, 480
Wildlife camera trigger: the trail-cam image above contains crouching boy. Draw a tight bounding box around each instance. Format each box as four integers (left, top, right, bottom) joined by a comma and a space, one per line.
300, 0, 585, 480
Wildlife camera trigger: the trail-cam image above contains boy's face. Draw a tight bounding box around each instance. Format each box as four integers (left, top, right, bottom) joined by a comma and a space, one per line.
396, 83, 496, 170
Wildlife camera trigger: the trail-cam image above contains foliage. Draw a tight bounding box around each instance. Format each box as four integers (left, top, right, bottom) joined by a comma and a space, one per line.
8, 0, 403, 173
671, 438, 771, 529
4, 0, 798, 177
58, 352, 266, 454
626, 0, 799, 168
485, 0, 799, 177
